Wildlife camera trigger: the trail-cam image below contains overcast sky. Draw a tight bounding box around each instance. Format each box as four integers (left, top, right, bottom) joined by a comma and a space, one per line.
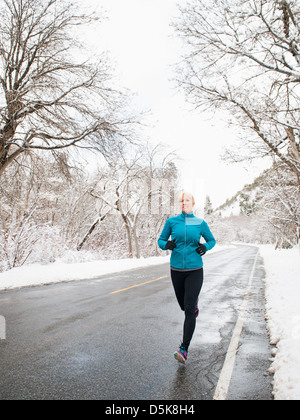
79, 0, 270, 210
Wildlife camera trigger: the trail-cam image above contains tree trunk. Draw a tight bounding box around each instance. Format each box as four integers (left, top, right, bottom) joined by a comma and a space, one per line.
77, 214, 107, 251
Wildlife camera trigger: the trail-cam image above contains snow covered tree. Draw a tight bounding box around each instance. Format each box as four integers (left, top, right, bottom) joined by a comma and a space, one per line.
204, 196, 213, 218
174, 0, 300, 181
87, 143, 179, 259
0, 152, 80, 271
239, 192, 257, 216
261, 163, 300, 247
0, 0, 133, 177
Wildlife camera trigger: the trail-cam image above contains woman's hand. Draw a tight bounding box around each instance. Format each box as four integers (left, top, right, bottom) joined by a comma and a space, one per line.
166, 240, 177, 251
196, 243, 207, 256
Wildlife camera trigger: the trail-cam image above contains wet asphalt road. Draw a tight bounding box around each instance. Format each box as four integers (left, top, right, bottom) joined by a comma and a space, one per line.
0, 245, 273, 400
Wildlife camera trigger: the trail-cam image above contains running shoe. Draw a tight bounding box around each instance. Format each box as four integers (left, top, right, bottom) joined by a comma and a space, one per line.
174, 346, 188, 364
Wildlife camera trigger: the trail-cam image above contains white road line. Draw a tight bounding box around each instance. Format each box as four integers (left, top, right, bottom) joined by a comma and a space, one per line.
213, 251, 260, 401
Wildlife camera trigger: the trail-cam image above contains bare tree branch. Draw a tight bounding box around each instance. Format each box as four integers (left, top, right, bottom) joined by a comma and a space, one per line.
174, 0, 300, 180
0, 0, 134, 176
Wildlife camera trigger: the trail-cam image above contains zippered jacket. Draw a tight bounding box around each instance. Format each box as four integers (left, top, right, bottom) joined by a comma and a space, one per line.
158, 212, 216, 270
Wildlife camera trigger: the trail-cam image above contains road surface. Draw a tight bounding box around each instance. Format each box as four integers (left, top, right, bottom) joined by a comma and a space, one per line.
0, 245, 273, 400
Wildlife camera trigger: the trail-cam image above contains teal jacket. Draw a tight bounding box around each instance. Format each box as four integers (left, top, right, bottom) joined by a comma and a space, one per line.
158, 212, 216, 270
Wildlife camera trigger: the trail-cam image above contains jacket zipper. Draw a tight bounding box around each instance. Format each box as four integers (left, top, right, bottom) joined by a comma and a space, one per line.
183, 214, 187, 269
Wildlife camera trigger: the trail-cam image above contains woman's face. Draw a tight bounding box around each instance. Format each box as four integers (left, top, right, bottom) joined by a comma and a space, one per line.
179, 194, 195, 214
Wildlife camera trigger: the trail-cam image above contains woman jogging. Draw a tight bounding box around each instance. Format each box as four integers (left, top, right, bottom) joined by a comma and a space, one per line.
158, 192, 216, 364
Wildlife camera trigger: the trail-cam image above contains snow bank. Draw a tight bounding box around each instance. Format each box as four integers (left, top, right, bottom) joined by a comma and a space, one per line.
0, 255, 169, 291
260, 245, 300, 400
0, 244, 229, 291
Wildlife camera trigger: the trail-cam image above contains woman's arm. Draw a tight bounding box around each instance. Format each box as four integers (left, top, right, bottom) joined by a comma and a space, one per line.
202, 221, 216, 251
158, 219, 172, 251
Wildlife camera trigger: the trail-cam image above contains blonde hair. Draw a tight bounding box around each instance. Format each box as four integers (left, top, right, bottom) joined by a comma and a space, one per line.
178, 192, 195, 204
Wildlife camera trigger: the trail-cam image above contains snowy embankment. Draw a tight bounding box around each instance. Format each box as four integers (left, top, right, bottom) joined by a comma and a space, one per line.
0, 255, 170, 291
260, 245, 300, 401
0, 244, 229, 291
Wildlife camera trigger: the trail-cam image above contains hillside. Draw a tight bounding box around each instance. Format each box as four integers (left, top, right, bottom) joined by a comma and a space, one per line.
214, 172, 266, 218
209, 169, 277, 245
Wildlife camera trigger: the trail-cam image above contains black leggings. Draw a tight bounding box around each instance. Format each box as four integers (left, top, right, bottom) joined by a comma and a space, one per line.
171, 268, 204, 351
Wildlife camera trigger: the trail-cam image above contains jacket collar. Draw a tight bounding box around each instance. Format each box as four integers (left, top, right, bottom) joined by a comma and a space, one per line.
180, 211, 195, 218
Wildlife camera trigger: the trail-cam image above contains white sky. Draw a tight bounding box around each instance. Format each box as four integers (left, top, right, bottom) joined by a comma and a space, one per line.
78, 0, 270, 210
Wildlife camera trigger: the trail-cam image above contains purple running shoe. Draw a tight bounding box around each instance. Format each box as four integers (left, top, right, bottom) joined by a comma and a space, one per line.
174, 346, 188, 364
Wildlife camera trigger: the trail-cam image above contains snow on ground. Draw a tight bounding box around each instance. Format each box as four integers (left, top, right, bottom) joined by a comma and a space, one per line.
0, 255, 170, 291
0, 244, 230, 291
260, 245, 300, 401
